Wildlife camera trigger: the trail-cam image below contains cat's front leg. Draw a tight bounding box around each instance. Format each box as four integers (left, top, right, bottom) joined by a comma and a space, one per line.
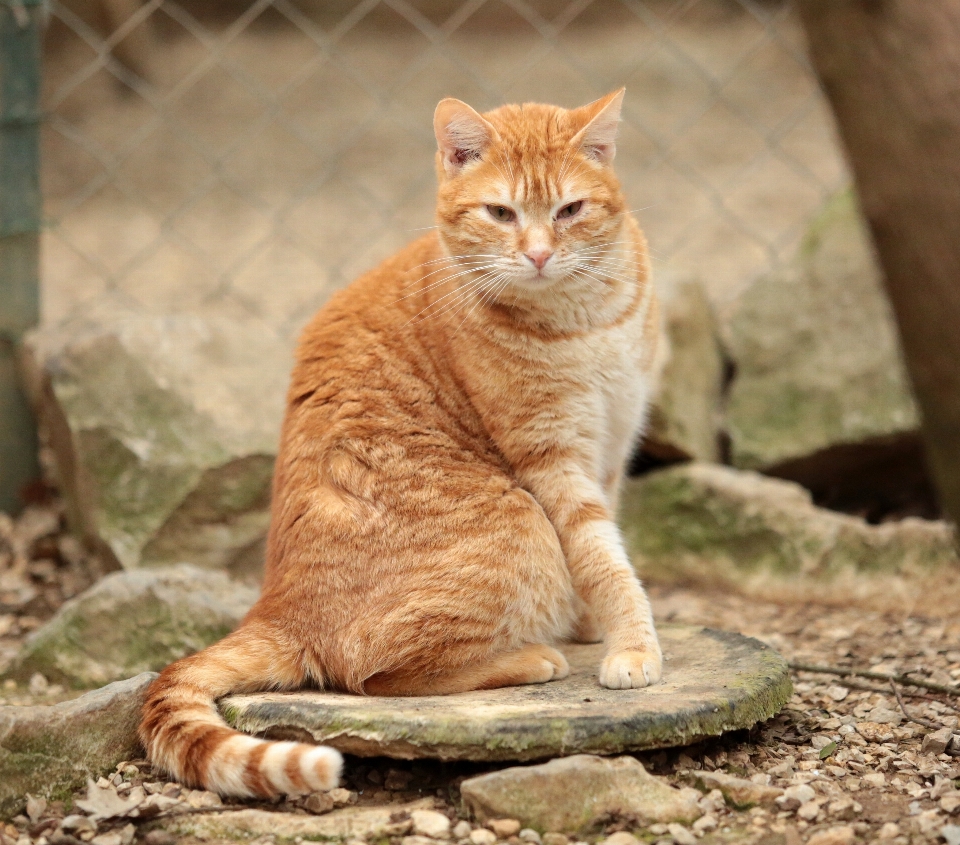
523, 466, 662, 688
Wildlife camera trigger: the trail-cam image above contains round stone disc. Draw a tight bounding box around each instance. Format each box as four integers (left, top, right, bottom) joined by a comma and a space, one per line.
221, 625, 791, 761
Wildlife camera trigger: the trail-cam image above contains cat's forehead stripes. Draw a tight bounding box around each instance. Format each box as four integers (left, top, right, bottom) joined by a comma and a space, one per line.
482, 103, 588, 205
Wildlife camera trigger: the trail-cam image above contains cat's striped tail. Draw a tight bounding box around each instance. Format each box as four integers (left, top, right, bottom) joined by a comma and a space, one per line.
139, 623, 343, 798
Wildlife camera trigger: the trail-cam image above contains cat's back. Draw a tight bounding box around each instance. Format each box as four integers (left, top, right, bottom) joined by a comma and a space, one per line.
295, 232, 443, 364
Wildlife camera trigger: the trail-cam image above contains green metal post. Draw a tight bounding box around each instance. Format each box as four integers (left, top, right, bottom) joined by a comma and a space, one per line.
0, 0, 43, 514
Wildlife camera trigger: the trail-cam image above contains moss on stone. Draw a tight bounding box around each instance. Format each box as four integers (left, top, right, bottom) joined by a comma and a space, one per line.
222, 626, 791, 763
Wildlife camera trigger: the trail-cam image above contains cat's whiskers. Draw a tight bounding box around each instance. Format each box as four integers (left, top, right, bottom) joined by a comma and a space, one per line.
407, 269, 504, 326
406, 265, 504, 313
449, 272, 511, 334
396, 261, 502, 302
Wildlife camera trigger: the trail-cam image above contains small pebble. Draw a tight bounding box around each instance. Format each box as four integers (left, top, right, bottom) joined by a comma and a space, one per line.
402, 837, 437, 845
805, 826, 855, 845
330, 788, 358, 805
692, 814, 717, 833
385, 769, 414, 791
666, 824, 696, 845
469, 830, 497, 845
488, 820, 521, 839
411, 809, 451, 840
518, 831, 540, 845
184, 790, 222, 809
877, 823, 900, 840
303, 792, 334, 814
452, 821, 473, 839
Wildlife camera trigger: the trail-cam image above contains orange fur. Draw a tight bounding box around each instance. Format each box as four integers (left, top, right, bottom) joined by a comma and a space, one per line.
140, 89, 663, 798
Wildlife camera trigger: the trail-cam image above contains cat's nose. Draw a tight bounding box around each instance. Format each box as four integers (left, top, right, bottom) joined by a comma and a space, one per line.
524, 249, 553, 270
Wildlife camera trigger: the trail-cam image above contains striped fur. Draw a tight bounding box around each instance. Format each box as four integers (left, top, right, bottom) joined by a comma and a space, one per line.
140, 90, 663, 797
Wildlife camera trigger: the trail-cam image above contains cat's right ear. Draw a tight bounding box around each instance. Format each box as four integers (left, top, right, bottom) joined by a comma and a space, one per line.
434, 99, 498, 177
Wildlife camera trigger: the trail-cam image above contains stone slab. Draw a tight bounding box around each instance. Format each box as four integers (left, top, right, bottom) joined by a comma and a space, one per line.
221, 625, 790, 762
0, 673, 157, 819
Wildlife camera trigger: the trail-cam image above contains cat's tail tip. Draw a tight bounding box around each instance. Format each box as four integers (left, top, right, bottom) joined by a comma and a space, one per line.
139, 625, 343, 799
200, 735, 344, 797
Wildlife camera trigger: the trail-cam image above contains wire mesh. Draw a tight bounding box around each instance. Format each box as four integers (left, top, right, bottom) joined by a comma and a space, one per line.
39, 0, 847, 337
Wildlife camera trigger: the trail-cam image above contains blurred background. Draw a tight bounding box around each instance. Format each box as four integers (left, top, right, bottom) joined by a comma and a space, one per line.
42, 0, 844, 334
3, 11, 960, 820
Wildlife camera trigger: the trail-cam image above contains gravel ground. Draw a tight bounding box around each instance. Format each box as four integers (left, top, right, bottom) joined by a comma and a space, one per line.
1, 499, 959, 845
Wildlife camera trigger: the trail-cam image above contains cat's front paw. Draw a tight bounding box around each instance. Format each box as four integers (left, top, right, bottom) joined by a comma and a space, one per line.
599, 648, 662, 689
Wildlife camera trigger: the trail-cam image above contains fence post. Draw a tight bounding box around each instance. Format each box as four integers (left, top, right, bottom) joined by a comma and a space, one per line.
0, 0, 43, 514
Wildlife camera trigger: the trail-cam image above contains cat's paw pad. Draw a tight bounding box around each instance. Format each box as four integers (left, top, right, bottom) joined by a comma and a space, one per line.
599, 649, 662, 689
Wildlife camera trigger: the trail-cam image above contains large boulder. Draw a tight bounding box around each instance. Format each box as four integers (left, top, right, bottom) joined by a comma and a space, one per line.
620, 462, 957, 588
645, 275, 724, 463
460, 755, 700, 833
0, 673, 156, 819
22, 310, 292, 576
5, 564, 257, 689
725, 192, 920, 492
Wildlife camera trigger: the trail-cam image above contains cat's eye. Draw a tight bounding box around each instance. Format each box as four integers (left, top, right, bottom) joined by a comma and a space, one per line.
486, 205, 516, 223
556, 201, 583, 220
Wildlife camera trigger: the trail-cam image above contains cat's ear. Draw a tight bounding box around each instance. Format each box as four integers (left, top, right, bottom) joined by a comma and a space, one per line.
570, 88, 625, 165
434, 98, 499, 177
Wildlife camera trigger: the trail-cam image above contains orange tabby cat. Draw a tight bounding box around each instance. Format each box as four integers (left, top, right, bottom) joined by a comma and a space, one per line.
140, 89, 663, 798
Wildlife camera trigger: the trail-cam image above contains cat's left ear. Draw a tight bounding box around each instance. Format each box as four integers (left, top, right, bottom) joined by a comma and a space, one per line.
434, 98, 499, 177
571, 88, 625, 165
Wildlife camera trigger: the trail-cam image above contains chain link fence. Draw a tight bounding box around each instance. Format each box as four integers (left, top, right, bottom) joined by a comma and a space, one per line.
40, 0, 847, 337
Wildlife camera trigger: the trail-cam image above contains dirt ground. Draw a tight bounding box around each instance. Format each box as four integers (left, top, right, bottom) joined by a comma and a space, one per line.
2, 497, 959, 844
41, 0, 845, 336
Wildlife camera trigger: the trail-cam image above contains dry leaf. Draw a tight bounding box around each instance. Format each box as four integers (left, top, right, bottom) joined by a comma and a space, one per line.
75, 780, 145, 820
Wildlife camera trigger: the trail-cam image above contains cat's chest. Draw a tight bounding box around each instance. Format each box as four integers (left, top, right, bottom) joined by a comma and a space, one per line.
575, 324, 651, 452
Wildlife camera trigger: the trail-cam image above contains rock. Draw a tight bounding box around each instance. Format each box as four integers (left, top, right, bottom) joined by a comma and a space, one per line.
725, 191, 920, 492
600, 834, 639, 845
691, 814, 716, 833
459, 755, 700, 833
22, 310, 292, 576
620, 463, 957, 588
942, 793, 960, 815
666, 824, 696, 845
452, 821, 473, 839
469, 830, 497, 845
855, 722, 894, 744
644, 275, 724, 463
330, 788, 358, 806
865, 706, 902, 726
5, 564, 257, 688
488, 820, 521, 839
411, 809, 451, 839
222, 626, 790, 761
0, 673, 155, 819
775, 784, 815, 812
158, 798, 435, 841
693, 771, 783, 808
922, 727, 955, 756
805, 826, 855, 845
943, 825, 960, 845
303, 792, 335, 814
518, 829, 541, 844
541, 835, 568, 845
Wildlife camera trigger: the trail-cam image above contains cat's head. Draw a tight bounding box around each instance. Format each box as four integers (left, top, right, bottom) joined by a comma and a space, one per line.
433, 90, 629, 294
